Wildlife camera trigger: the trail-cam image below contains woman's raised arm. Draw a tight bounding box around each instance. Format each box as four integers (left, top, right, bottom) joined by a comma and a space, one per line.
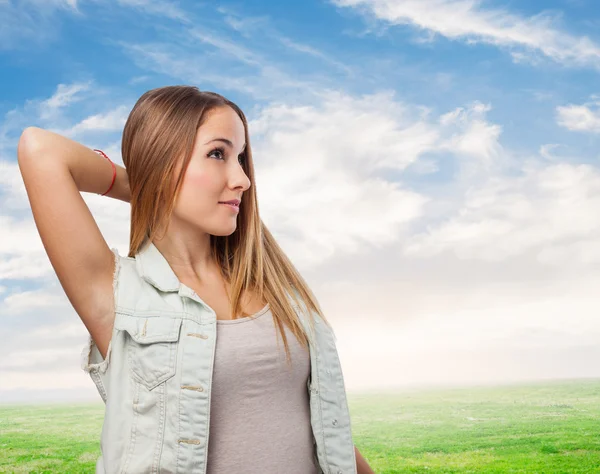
17, 127, 128, 358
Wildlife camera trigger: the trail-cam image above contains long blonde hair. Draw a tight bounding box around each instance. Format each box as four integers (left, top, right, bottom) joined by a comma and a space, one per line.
121, 85, 332, 365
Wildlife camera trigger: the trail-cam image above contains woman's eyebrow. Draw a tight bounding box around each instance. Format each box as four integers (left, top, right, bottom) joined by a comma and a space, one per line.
204, 138, 246, 151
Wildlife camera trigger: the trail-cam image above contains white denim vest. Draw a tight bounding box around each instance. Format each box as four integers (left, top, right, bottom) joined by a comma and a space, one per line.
81, 241, 357, 474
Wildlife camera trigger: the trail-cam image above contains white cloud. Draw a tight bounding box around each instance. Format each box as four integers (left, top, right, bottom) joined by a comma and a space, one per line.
217, 6, 270, 35
24, 0, 79, 9
120, 43, 272, 99
0, 0, 80, 49
0, 82, 114, 159
115, 0, 190, 22
331, 0, 600, 68
437, 101, 503, 177
539, 143, 562, 161
250, 92, 506, 266
0, 0, 191, 51
188, 28, 263, 66
251, 91, 430, 265
1, 288, 67, 315
1, 347, 81, 369
556, 98, 600, 133
405, 161, 600, 263
117, 9, 356, 102
1, 369, 95, 392
277, 36, 355, 76
52, 104, 131, 137
0, 160, 30, 211
215, 6, 354, 75
39, 82, 91, 121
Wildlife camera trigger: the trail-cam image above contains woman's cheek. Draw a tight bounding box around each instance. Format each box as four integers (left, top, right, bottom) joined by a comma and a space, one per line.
184, 167, 214, 193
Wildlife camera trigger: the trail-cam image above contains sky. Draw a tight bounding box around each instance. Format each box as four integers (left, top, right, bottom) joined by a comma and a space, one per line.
1, 0, 600, 403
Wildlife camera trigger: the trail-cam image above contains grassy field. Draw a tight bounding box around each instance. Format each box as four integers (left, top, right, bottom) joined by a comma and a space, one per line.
0, 378, 598, 473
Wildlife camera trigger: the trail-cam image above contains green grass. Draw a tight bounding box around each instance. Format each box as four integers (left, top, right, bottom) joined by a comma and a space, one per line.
1, 378, 599, 473
0, 404, 104, 473
349, 378, 600, 473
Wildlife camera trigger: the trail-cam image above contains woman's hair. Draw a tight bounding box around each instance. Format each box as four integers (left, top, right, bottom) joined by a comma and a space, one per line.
121, 85, 331, 365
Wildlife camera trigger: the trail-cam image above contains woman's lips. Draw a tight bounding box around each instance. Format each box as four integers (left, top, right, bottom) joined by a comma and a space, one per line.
220, 202, 239, 212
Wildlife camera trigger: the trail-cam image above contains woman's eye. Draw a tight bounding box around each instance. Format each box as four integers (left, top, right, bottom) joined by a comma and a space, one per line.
208, 147, 244, 165
208, 148, 224, 160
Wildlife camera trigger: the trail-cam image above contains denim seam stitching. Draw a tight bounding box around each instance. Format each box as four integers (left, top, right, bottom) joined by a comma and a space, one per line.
152, 382, 166, 473
120, 380, 138, 474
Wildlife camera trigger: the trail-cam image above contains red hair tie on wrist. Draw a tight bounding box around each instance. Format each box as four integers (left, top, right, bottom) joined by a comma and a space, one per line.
94, 149, 116, 196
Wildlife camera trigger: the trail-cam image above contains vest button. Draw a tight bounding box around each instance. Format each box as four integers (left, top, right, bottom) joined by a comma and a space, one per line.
332, 419, 337, 426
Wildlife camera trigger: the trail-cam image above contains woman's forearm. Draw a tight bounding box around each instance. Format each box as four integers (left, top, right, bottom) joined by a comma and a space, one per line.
355, 445, 375, 474
20, 127, 130, 203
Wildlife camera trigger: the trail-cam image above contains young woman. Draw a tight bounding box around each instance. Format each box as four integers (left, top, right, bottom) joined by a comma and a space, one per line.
17, 86, 375, 474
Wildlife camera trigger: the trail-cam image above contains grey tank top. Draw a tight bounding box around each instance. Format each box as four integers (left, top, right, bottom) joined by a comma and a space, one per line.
206, 304, 319, 474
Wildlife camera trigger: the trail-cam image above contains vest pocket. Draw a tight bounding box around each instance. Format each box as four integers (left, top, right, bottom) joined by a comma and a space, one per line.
114, 314, 183, 391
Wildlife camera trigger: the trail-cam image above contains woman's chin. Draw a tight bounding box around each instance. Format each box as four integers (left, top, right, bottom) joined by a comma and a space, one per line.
209, 224, 238, 237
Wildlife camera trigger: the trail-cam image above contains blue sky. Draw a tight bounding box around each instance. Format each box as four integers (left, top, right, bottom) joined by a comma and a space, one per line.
2, 0, 600, 402
3, 0, 600, 174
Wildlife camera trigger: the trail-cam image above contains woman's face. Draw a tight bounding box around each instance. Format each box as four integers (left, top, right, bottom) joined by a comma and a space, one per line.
171, 105, 251, 237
